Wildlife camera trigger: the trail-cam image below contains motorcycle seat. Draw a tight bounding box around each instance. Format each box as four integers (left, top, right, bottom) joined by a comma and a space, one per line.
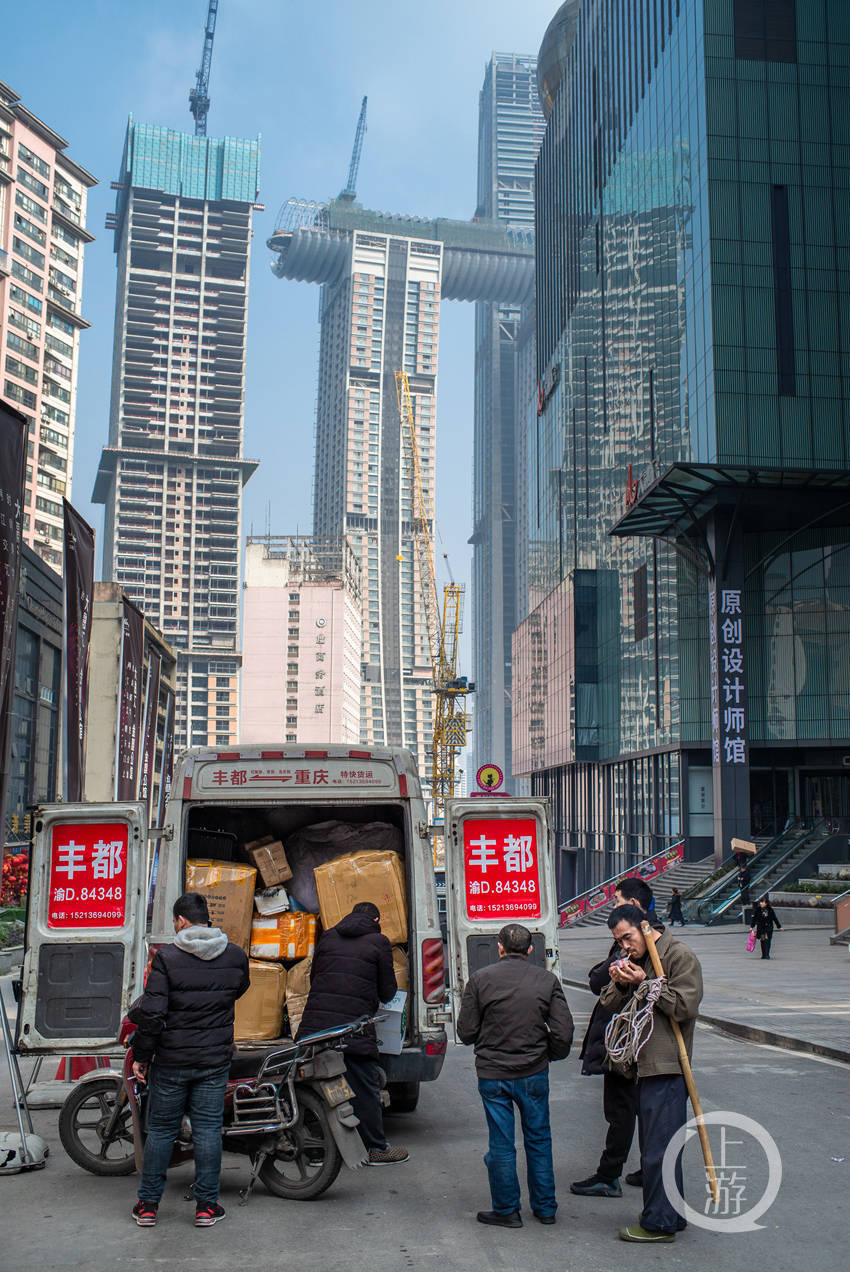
229, 1039, 298, 1081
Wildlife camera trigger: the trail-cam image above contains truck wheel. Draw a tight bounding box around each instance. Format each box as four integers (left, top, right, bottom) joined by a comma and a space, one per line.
259, 1087, 343, 1200
59, 1077, 136, 1176
386, 1081, 420, 1114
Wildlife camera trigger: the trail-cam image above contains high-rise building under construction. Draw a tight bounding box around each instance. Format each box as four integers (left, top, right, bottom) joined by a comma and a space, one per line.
472, 54, 545, 788
94, 120, 261, 750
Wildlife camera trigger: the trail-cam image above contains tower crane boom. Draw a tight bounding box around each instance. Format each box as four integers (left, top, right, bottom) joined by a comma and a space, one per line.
340, 97, 368, 200
189, 0, 219, 136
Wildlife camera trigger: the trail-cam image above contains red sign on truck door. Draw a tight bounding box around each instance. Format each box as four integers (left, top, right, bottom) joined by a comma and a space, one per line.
47, 822, 129, 928
462, 817, 542, 921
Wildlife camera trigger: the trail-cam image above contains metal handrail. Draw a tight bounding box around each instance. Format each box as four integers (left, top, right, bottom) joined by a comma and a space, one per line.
832, 887, 850, 935
696, 819, 831, 923
559, 840, 685, 920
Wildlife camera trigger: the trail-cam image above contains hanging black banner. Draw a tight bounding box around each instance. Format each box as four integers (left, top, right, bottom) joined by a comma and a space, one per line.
138, 652, 161, 814
116, 597, 145, 800
0, 400, 26, 843
62, 500, 95, 801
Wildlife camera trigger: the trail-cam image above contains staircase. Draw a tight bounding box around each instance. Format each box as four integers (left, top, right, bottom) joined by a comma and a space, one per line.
688, 820, 837, 924
569, 855, 715, 928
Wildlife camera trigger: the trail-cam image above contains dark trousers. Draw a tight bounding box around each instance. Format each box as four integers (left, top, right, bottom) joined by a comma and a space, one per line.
597, 1069, 638, 1182
478, 1071, 557, 1217
139, 1061, 230, 1206
638, 1074, 688, 1235
344, 1055, 387, 1151
760, 935, 772, 958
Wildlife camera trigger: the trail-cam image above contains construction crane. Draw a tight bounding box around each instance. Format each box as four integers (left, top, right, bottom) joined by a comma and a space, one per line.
339, 97, 368, 201
394, 371, 473, 839
189, 0, 219, 136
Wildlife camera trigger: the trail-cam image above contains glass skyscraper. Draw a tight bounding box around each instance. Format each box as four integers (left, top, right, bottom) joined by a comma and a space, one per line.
472, 54, 546, 788
516, 0, 850, 895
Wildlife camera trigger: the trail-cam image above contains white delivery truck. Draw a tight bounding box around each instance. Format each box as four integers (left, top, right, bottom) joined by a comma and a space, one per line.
16, 745, 447, 1112
443, 795, 561, 1010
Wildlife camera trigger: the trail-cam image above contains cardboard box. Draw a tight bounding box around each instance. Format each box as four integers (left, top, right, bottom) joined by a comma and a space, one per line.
245, 836, 292, 887
375, 990, 407, 1056
314, 850, 407, 945
392, 946, 409, 993
250, 913, 317, 961
254, 886, 290, 916
234, 959, 287, 1041
285, 956, 313, 1036
186, 860, 256, 951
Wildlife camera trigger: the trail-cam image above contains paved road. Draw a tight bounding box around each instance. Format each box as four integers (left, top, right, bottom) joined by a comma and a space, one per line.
560, 924, 850, 1059
2, 974, 848, 1271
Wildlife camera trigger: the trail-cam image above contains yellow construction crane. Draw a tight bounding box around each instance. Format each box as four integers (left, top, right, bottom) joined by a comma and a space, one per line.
394, 370, 473, 830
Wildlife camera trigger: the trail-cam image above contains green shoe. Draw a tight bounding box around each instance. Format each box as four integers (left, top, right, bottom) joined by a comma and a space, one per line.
619, 1225, 675, 1243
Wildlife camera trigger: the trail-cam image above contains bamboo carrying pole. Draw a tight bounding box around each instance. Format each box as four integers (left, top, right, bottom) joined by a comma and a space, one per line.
640, 921, 719, 1204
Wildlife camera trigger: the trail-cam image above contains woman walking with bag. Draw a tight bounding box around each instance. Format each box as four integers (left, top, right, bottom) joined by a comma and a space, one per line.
751, 896, 782, 959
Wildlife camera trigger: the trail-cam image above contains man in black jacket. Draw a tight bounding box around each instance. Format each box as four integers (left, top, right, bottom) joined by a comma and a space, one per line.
456, 923, 574, 1228
128, 892, 249, 1228
297, 901, 408, 1165
571, 877, 659, 1199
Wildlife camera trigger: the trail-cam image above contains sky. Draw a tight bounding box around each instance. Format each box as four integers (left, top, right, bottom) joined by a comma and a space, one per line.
5, 0, 555, 761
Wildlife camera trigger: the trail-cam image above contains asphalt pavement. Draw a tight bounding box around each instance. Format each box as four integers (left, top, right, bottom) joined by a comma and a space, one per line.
1, 961, 848, 1271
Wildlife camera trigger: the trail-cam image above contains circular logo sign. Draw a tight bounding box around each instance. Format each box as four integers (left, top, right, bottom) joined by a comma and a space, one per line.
315, 617, 326, 627
476, 763, 504, 792
662, 1110, 782, 1233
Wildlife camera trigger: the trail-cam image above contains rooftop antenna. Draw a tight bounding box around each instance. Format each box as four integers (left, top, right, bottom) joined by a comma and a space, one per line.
339, 96, 367, 201
189, 0, 219, 136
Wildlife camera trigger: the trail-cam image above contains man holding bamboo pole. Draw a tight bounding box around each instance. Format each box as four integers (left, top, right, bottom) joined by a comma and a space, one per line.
600, 904, 704, 1244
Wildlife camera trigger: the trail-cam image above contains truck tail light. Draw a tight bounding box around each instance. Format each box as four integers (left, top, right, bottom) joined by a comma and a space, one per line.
426, 1039, 447, 1056
421, 938, 445, 1003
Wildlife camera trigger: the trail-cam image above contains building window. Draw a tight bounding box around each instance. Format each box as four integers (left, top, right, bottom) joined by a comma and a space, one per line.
770, 185, 796, 397
733, 0, 796, 62
633, 565, 649, 643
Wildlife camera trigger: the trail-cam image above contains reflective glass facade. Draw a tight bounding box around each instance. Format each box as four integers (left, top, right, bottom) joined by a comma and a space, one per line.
518, 0, 850, 894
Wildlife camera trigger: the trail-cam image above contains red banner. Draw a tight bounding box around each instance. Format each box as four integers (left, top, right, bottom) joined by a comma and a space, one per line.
559, 842, 685, 927
47, 821, 129, 928
463, 817, 543, 921
63, 500, 95, 801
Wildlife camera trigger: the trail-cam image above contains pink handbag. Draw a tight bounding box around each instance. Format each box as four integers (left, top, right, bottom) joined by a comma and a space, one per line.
747, 930, 757, 952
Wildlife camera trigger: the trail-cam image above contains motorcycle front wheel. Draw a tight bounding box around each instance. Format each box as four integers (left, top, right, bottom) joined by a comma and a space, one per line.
58, 1077, 136, 1176
259, 1087, 343, 1200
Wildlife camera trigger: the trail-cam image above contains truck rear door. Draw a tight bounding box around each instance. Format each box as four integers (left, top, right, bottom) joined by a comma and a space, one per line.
444, 797, 560, 1016
16, 802, 149, 1054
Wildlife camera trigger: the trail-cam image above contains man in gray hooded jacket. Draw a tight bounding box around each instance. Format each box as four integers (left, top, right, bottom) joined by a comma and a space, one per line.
128, 892, 249, 1228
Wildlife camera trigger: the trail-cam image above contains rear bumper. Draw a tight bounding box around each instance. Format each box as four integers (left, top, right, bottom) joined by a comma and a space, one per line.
381, 1034, 447, 1083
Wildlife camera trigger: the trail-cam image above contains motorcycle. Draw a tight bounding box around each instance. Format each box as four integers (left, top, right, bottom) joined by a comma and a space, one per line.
58, 1016, 377, 1201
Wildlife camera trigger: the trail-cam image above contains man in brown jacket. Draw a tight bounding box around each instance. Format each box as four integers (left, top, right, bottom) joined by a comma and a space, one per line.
600, 904, 703, 1244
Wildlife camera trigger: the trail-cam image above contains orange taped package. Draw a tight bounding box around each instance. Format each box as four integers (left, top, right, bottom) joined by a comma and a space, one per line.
244, 836, 292, 887
250, 912, 317, 961
234, 960, 287, 1042
285, 955, 313, 1035
314, 850, 407, 945
185, 859, 256, 952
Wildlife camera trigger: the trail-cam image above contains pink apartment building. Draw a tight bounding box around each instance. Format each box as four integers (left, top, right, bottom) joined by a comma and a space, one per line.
0, 80, 95, 571
241, 536, 361, 745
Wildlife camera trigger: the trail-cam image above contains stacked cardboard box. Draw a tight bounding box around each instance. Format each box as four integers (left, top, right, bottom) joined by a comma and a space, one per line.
250, 913, 317, 961
244, 837, 292, 887
234, 960, 287, 1041
186, 860, 257, 951
285, 956, 312, 1035
314, 850, 407, 944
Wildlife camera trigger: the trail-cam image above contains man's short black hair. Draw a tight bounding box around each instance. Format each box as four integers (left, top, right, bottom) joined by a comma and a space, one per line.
352, 901, 381, 922
499, 923, 532, 955
607, 903, 646, 932
173, 892, 210, 926
616, 877, 653, 911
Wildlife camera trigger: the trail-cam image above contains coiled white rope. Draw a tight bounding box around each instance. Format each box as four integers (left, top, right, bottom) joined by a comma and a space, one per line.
604, 976, 667, 1070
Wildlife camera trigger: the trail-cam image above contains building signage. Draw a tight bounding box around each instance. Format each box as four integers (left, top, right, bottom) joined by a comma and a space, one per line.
116, 599, 145, 800
0, 402, 26, 839
463, 816, 542, 921
709, 587, 748, 769
559, 842, 685, 926
47, 821, 129, 928
62, 500, 95, 802
193, 757, 397, 793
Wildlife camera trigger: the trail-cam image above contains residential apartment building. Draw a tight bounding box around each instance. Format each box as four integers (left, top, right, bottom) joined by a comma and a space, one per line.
0, 80, 95, 571
472, 54, 545, 788
515, 0, 850, 899
241, 536, 361, 745
93, 120, 261, 751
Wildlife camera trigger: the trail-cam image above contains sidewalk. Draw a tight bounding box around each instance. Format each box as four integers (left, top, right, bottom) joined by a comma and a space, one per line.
559, 922, 850, 1063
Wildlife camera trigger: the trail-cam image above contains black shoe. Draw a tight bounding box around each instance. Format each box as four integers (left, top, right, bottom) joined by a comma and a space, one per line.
570, 1173, 622, 1197
132, 1201, 158, 1227
194, 1202, 226, 1227
477, 1210, 522, 1228
534, 1212, 557, 1224
625, 1171, 643, 1188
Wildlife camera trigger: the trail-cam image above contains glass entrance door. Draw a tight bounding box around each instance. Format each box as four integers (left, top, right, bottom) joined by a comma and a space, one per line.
803, 773, 850, 830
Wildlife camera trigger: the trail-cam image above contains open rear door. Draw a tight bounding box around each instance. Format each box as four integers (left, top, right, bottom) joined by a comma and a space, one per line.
16, 802, 148, 1054
444, 797, 560, 1019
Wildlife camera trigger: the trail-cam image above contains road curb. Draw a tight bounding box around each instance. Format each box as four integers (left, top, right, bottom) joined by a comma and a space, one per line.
560, 976, 850, 1066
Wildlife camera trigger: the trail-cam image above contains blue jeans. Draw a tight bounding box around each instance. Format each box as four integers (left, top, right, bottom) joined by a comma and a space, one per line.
478, 1070, 557, 1217
138, 1061, 231, 1206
